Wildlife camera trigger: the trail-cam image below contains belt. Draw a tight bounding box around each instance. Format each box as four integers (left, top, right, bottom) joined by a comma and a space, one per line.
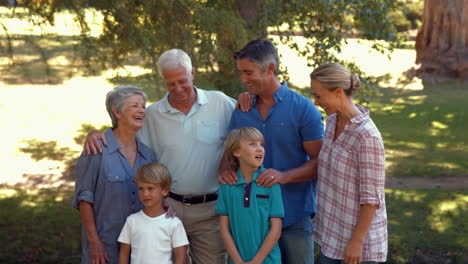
169, 192, 218, 205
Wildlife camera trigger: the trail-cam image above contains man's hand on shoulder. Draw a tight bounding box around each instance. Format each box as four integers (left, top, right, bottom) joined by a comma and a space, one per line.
84, 130, 107, 155
257, 169, 285, 187
218, 169, 238, 185
235, 92, 254, 112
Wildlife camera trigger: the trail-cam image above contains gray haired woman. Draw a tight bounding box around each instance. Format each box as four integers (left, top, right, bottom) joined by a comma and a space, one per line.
73, 86, 157, 264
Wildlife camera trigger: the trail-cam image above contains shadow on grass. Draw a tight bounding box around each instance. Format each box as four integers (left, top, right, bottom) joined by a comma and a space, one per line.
386, 189, 468, 263
0, 188, 81, 263
371, 81, 468, 177
9, 123, 109, 191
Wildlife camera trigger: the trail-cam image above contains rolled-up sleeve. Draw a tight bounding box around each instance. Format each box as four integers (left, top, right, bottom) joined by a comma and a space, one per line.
72, 152, 102, 209
358, 136, 385, 206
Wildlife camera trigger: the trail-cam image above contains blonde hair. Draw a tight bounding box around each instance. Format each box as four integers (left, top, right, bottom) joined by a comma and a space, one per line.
309, 63, 360, 96
135, 162, 171, 191
225, 127, 264, 171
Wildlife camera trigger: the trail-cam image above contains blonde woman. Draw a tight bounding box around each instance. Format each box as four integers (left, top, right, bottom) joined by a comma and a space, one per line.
310, 63, 387, 264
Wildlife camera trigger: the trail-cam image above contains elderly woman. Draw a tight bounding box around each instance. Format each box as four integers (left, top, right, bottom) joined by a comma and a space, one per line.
310, 63, 387, 264
73, 85, 157, 264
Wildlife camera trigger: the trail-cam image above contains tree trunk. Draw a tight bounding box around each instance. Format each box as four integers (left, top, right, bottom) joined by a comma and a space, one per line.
415, 0, 468, 82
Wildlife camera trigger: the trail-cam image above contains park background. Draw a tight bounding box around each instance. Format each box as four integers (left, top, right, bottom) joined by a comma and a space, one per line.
0, 0, 466, 263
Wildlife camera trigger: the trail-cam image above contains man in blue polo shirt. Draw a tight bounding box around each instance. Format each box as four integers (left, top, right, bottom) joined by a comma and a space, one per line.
219, 39, 324, 264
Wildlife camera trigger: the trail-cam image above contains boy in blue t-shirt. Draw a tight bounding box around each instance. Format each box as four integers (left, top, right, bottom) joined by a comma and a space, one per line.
216, 127, 284, 264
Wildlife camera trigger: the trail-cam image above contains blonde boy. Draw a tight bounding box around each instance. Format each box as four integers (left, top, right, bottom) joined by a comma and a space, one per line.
118, 162, 188, 264
216, 127, 284, 264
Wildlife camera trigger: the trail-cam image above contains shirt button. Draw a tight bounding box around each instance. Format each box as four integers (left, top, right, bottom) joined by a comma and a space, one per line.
132, 192, 135, 194
281, 122, 284, 126
262, 124, 266, 127
245, 197, 249, 200
115, 176, 118, 179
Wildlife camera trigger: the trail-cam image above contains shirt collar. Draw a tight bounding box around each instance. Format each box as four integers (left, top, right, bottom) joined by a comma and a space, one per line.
235, 166, 266, 185
349, 104, 370, 124
252, 82, 289, 106
104, 128, 151, 160
160, 86, 207, 113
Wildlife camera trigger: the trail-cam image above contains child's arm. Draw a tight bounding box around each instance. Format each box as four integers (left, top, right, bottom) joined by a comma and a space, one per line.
118, 243, 130, 264
220, 215, 244, 264
173, 245, 188, 264
247, 217, 282, 264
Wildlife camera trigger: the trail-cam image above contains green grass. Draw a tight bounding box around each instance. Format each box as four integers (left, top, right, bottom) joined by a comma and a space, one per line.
368, 81, 468, 177
0, 188, 465, 263
0, 188, 81, 263
386, 189, 468, 263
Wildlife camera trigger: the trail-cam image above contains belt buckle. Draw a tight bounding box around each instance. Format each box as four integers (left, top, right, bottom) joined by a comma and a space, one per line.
182, 196, 192, 206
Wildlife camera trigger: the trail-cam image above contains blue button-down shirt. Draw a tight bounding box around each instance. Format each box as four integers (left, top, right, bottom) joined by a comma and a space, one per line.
73, 128, 157, 264
228, 83, 324, 227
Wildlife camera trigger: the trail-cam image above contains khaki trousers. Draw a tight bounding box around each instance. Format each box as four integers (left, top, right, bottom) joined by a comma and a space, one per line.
166, 197, 227, 264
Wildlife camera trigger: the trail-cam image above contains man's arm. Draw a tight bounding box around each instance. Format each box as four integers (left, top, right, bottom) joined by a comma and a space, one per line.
219, 215, 244, 264
83, 130, 107, 155
247, 217, 282, 264
256, 139, 322, 187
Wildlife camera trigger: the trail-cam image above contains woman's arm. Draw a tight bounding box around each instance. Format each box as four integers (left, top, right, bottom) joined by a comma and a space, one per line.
247, 217, 282, 264
79, 201, 108, 264
220, 215, 244, 264
173, 245, 188, 264
344, 204, 378, 264
118, 243, 131, 264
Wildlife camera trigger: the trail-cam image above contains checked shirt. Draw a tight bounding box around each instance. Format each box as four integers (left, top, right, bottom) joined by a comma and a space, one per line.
313, 105, 388, 262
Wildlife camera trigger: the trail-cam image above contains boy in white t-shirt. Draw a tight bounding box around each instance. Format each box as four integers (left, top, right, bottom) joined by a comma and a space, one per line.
118, 162, 189, 264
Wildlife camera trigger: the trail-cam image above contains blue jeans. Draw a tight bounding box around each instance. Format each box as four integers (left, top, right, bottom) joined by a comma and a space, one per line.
278, 216, 314, 264
319, 250, 377, 264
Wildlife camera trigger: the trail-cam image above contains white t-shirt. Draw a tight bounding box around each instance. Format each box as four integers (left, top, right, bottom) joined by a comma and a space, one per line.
118, 211, 189, 264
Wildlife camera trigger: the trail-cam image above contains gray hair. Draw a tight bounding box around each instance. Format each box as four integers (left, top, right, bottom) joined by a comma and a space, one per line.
157, 49, 193, 76
106, 85, 147, 128
234, 39, 280, 75
309, 63, 360, 96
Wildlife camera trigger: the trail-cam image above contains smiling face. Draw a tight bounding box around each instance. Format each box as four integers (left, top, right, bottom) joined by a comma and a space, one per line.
162, 67, 196, 106
114, 94, 146, 130
311, 80, 341, 116
233, 138, 265, 170
237, 58, 273, 96
137, 181, 169, 210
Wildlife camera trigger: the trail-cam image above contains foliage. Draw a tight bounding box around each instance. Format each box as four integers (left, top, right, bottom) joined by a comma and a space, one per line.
1, 0, 403, 98
388, 0, 424, 32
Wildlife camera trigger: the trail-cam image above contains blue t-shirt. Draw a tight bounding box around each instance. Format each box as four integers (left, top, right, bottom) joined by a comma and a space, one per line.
228, 83, 324, 227
216, 167, 284, 264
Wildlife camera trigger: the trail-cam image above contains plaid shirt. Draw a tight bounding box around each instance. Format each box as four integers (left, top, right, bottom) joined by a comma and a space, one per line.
313, 105, 387, 262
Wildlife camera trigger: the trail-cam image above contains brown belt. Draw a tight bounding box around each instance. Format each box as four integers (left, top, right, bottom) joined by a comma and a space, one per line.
169, 192, 218, 205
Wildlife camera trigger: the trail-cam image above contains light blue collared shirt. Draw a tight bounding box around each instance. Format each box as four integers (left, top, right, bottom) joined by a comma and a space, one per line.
228, 82, 324, 227
73, 128, 157, 264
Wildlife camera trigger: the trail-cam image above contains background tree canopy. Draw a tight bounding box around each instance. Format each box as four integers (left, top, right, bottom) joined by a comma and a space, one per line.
3, 0, 403, 97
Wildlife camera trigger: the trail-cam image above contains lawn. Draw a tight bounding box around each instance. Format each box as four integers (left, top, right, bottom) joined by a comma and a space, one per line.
1, 7, 467, 264
0, 188, 466, 263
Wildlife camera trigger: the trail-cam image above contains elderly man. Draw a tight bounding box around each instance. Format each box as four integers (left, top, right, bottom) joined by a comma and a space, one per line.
220, 39, 324, 264
84, 49, 234, 264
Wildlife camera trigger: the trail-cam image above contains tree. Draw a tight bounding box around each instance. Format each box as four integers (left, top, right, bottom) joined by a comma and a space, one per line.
415, 0, 468, 82
4, 0, 401, 98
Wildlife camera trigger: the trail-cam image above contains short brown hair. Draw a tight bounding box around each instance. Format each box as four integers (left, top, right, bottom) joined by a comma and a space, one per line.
135, 162, 171, 191
225, 127, 264, 171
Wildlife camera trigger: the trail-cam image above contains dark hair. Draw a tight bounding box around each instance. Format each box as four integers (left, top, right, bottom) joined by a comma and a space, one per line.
233, 39, 279, 75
